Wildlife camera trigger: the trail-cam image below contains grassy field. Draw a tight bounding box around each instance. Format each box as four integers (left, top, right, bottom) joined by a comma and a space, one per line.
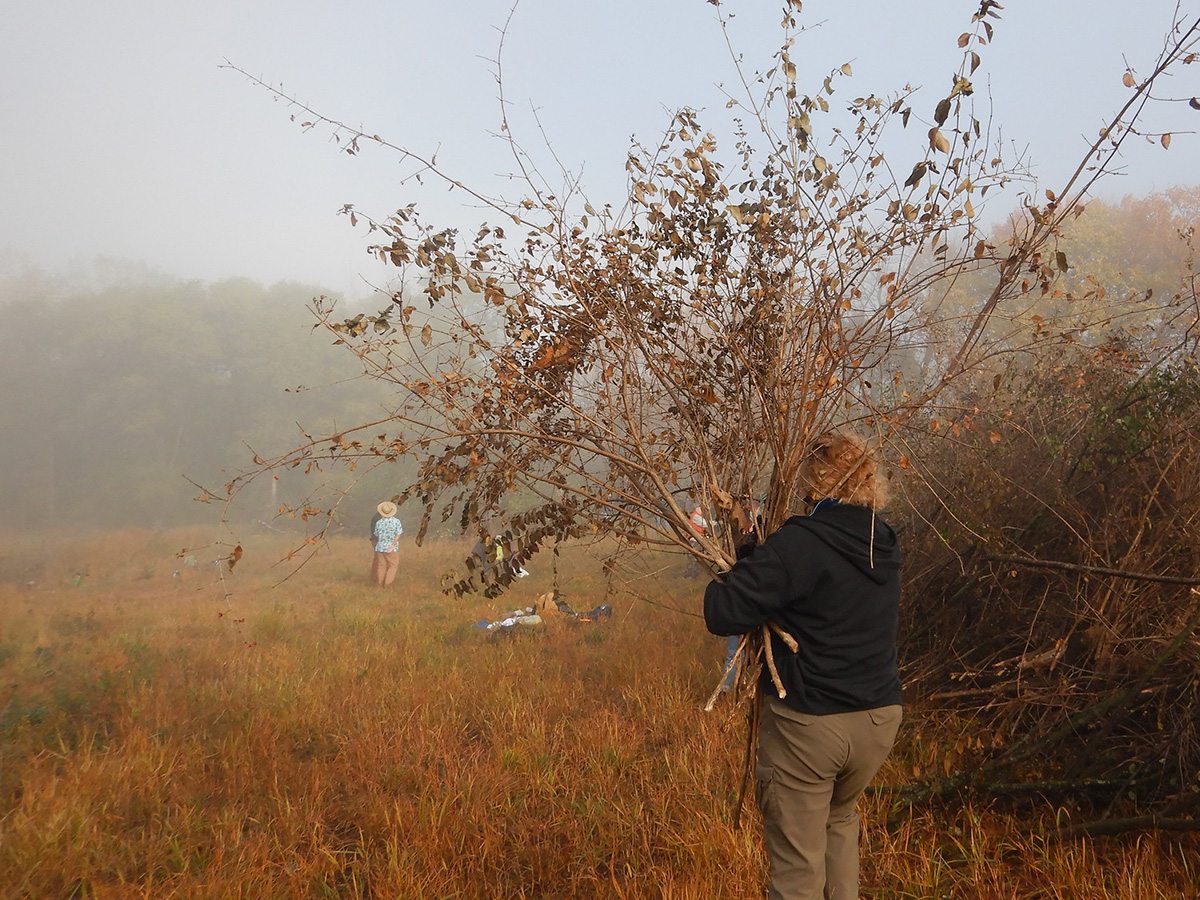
1, 529, 1197, 899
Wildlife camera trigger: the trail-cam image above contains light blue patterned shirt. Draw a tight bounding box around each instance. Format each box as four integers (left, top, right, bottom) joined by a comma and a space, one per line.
373, 516, 404, 552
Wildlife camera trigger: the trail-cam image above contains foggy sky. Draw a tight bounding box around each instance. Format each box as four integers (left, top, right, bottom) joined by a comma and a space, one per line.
3, 0, 1197, 298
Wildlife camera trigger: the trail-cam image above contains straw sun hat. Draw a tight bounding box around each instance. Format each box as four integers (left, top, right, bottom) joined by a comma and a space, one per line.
376, 501, 398, 518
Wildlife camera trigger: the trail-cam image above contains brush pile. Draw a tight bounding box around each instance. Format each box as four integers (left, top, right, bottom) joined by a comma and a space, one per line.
895, 347, 1200, 834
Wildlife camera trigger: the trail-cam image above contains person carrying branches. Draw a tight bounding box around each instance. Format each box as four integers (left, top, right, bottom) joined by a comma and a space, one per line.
704, 432, 902, 900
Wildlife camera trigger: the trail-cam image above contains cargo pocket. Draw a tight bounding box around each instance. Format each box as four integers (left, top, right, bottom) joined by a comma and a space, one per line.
867, 705, 902, 727
866, 704, 902, 752
755, 763, 780, 820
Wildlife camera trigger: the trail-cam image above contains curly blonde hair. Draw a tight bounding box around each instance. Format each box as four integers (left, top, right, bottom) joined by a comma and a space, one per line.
799, 431, 890, 510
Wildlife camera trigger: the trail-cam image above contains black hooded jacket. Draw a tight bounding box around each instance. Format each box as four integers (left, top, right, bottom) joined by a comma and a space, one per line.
704, 502, 902, 715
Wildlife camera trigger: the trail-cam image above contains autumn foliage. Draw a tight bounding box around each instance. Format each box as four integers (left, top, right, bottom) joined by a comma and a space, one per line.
215, 0, 1200, 831
223, 5, 1197, 592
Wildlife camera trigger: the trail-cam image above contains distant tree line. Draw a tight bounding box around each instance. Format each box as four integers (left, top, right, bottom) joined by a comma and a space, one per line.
0, 264, 405, 532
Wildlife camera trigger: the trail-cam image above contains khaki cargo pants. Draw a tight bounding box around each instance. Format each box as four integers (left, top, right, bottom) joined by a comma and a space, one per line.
756, 698, 902, 900
371, 550, 399, 587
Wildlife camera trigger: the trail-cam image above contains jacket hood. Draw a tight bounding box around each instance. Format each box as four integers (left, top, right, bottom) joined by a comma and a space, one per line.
784, 504, 900, 584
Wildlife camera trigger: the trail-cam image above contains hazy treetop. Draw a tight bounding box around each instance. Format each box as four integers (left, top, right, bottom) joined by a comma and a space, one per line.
2, 0, 1196, 295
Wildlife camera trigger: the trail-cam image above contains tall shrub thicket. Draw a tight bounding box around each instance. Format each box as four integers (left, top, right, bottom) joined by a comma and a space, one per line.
897, 323, 1200, 811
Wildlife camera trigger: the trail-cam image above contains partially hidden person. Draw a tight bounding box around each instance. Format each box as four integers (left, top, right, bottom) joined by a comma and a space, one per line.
371, 501, 404, 587
704, 431, 902, 900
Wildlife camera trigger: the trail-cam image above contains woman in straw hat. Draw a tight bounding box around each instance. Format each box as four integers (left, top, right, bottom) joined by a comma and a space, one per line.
371, 501, 404, 587
704, 431, 902, 900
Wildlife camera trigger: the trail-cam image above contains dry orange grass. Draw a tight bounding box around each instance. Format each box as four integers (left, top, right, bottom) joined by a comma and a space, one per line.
0, 528, 1196, 899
